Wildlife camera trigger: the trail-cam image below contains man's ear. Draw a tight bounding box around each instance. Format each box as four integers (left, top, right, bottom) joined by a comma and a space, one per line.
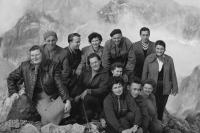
127, 85, 130, 90
111, 70, 114, 74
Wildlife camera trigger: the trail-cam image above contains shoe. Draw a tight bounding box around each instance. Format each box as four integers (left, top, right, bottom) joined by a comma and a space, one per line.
59, 116, 77, 125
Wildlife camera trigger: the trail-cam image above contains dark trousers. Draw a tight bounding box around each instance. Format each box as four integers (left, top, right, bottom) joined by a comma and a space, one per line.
156, 80, 169, 120
83, 94, 103, 115
148, 119, 163, 133
105, 112, 137, 133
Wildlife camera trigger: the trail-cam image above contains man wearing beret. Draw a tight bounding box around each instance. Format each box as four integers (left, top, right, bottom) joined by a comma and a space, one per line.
41, 31, 69, 87
132, 27, 155, 79
102, 29, 136, 77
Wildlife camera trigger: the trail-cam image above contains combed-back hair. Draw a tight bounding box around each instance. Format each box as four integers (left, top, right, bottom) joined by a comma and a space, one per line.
68, 33, 81, 43
128, 76, 142, 86
140, 27, 150, 35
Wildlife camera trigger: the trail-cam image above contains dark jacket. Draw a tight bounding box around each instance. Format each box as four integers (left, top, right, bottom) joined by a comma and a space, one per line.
73, 66, 109, 97
132, 41, 155, 78
140, 91, 158, 121
41, 44, 69, 86
103, 92, 142, 133
77, 45, 104, 72
102, 37, 136, 76
142, 54, 178, 95
134, 95, 149, 132
7, 60, 70, 103
64, 46, 82, 77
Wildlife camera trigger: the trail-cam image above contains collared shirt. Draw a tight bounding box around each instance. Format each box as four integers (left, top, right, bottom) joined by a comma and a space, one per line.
157, 54, 165, 72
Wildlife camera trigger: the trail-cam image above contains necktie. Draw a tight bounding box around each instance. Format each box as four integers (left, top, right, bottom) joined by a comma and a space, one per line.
118, 96, 121, 115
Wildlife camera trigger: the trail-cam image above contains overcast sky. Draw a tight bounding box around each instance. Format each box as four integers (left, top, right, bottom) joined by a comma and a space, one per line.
174, 0, 200, 8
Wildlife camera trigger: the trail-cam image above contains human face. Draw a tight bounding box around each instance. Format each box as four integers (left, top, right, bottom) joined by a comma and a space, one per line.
140, 31, 150, 43
91, 37, 101, 49
112, 67, 123, 77
155, 45, 165, 57
30, 49, 42, 65
70, 36, 81, 50
112, 34, 122, 45
89, 57, 101, 71
143, 84, 154, 96
45, 36, 57, 51
112, 83, 123, 96
128, 83, 141, 98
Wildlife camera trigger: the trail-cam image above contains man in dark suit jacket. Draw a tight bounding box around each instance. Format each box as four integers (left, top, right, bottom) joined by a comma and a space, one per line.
132, 27, 155, 79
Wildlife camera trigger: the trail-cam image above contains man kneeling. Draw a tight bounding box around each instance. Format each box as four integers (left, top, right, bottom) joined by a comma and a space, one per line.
103, 76, 142, 133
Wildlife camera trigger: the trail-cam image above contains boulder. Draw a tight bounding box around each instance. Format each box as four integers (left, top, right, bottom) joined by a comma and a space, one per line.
20, 123, 40, 133
41, 123, 72, 133
6, 94, 40, 122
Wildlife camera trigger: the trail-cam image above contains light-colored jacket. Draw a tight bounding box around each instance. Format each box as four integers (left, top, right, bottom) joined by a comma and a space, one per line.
142, 54, 178, 95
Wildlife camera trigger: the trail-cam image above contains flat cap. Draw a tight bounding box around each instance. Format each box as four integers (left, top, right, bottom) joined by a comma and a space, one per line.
110, 29, 122, 37
43, 31, 57, 40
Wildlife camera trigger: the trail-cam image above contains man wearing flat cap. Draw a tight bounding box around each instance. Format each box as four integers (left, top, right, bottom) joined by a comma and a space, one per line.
102, 29, 136, 77
41, 31, 69, 86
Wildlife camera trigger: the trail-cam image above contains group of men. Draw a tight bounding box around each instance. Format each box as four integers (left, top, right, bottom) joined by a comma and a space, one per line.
8, 27, 165, 133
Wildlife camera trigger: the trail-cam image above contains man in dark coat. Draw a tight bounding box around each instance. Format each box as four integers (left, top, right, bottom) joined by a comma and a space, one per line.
127, 76, 150, 133
7, 45, 71, 124
73, 53, 109, 121
64, 33, 82, 92
132, 27, 155, 79
41, 31, 69, 86
102, 29, 136, 77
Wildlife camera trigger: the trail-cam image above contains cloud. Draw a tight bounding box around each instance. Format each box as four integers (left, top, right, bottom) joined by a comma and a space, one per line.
0, 0, 31, 36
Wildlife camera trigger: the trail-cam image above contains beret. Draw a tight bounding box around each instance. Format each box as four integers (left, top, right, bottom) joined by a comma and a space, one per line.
110, 29, 122, 37
43, 31, 57, 40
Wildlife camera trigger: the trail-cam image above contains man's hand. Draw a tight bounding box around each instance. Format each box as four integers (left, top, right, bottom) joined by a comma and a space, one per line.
75, 69, 81, 76
130, 125, 138, 133
136, 127, 143, 133
64, 100, 71, 113
122, 129, 132, 133
10, 93, 19, 103
80, 90, 87, 100
74, 95, 81, 102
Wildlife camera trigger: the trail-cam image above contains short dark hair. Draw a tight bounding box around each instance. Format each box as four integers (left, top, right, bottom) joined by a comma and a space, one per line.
110, 62, 124, 71
109, 76, 125, 90
140, 27, 150, 35
29, 45, 46, 60
155, 40, 166, 49
142, 79, 156, 89
87, 53, 101, 65
128, 76, 142, 86
68, 33, 81, 43
29, 45, 42, 52
88, 32, 103, 43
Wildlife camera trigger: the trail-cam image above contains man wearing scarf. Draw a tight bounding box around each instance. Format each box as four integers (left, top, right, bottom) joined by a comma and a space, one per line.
132, 27, 155, 79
